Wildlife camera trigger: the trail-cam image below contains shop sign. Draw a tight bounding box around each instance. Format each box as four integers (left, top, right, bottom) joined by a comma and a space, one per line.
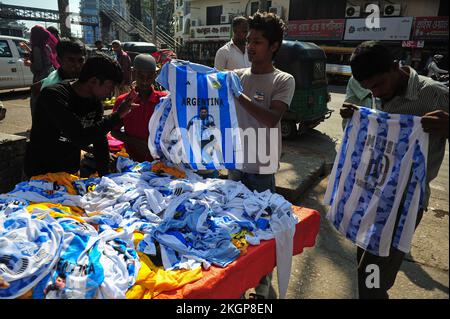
191, 25, 231, 40
402, 40, 425, 48
287, 19, 345, 40
344, 17, 413, 41
412, 17, 449, 40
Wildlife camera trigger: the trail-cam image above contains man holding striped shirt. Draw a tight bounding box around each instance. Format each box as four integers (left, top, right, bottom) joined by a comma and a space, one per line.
340, 41, 449, 299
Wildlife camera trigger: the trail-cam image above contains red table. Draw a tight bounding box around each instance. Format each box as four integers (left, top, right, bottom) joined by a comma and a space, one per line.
155, 207, 321, 299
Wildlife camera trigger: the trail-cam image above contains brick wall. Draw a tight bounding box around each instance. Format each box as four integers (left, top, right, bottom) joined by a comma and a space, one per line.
0, 133, 27, 194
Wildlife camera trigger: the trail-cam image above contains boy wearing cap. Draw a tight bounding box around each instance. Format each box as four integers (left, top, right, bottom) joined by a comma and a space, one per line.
111, 54, 167, 162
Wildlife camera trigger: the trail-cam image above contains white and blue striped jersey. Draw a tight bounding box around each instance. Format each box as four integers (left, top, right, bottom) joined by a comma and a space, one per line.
32, 218, 105, 299
0, 210, 64, 299
324, 107, 429, 257
154, 60, 243, 171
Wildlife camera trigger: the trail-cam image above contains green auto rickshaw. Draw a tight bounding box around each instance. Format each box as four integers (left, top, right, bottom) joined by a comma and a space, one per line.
273, 40, 332, 139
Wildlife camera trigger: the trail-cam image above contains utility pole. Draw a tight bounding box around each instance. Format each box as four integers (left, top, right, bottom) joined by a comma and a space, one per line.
58, 0, 71, 37
152, 0, 157, 46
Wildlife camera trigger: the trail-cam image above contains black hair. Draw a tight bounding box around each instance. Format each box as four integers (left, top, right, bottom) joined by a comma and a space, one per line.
248, 12, 285, 58
46, 26, 60, 38
56, 38, 86, 59
57, 273, 66, 280
232, 16, 248, 31
350, 41, 396, 82
95, 40, 103, 45
78, 54, 123, 84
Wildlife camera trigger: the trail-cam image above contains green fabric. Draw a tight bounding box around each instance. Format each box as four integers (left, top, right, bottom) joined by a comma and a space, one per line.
345, 76, 373, 108
41, 69, 62, 91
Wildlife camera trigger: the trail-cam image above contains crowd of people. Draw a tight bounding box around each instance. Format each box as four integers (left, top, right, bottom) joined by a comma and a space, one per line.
0, 11, 449, 300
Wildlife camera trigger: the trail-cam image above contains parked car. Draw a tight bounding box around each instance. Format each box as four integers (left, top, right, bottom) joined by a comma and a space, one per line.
0, 35, 33, 90
122, 41, 157, 62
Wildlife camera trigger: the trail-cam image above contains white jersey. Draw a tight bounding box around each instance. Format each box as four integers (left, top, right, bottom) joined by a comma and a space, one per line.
152, 60, 243, 171
0, 210, 64, 299
324, 107, 429, 257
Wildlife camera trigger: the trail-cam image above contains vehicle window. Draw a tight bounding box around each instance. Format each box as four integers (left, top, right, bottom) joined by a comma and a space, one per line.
0, 40, 13, 58
13, 40, 28, 58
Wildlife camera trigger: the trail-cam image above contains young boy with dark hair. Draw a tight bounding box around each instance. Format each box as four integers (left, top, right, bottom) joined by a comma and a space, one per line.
25, 55, 138, 178
340, 40, 449, 299
229, 11, 296, 299
111, 54, 167, 162
31, 38, 87, 117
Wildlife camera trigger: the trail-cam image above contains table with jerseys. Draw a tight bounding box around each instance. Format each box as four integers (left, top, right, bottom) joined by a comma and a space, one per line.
0, 157, 320, 299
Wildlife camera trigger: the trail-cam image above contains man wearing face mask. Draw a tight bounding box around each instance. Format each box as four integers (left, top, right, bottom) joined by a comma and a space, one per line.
214, 16, 251, 71
111, 54, 167, 162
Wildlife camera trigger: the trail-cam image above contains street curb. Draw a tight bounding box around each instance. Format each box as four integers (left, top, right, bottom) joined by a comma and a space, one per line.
276, 160, 326, 202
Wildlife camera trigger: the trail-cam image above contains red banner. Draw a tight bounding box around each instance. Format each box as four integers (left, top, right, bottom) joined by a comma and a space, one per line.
402, 40, 425, 48
412, 16, 449, 40
287, 19, 345, 40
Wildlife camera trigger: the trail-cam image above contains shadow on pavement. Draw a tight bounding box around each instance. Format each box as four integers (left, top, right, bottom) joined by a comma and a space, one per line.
284, 129, 338, 172
13, 131, 30, 139
401, 259, 449, 295
286, 180, 358, 299
0, 89, 31, 101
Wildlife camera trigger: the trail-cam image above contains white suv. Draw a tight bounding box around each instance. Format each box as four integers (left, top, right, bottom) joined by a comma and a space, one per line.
0, 35, 33, 90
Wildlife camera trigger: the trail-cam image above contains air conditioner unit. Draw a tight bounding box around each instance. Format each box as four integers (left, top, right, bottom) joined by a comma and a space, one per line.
383, 4, 401, 16
269, 5, 282, 16
220, 14, 230, 24
191, 19, 199, 27
345, 5, 361, 18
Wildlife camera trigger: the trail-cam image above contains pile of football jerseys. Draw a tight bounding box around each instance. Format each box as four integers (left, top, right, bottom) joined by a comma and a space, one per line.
324, 107, 429, 257
0, 157, 297, 299
148, 60, 244, 171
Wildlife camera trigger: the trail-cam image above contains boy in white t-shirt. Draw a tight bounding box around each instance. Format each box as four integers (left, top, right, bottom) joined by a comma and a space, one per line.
228, 11, 296, 299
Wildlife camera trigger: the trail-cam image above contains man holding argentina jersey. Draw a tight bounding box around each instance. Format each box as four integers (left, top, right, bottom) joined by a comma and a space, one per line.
340, 41, 449, 299
228, 12, 295, 299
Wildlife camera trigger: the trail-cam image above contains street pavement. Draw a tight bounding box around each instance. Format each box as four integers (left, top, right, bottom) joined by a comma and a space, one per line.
0, 84, 448, 299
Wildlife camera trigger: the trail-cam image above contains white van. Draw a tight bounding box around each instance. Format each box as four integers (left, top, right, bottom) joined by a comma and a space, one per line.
0, 35, 33, 90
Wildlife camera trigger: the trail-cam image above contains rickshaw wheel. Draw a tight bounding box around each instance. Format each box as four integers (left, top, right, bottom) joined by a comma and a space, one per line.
281, 120, 297, 139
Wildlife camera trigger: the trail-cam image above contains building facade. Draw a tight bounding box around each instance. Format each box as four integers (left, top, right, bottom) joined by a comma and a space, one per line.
174, 0, 289, 66
173, 0, 448, 72
80, 0, 135, 45
286, 0, 448, 75
80, 0, 100, 44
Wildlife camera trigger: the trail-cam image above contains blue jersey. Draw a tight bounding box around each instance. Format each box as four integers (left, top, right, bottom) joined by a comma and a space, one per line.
324, 107, 429, 257
155, 60, 243, 171
0, 210, 64, 299
32, 218, 105, 299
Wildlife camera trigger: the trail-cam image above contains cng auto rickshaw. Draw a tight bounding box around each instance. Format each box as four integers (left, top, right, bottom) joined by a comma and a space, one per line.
273, 40, 332, 138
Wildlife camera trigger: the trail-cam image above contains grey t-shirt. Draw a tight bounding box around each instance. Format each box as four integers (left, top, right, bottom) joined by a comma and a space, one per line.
234, 67, 295, 174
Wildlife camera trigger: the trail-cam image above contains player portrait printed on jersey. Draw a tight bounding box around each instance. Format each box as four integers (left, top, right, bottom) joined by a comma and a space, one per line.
155, 60, 243, 171
324, 107, 429, 257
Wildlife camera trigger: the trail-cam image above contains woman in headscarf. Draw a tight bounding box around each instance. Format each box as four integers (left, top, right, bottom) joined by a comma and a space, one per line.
29, 25, 60, 82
